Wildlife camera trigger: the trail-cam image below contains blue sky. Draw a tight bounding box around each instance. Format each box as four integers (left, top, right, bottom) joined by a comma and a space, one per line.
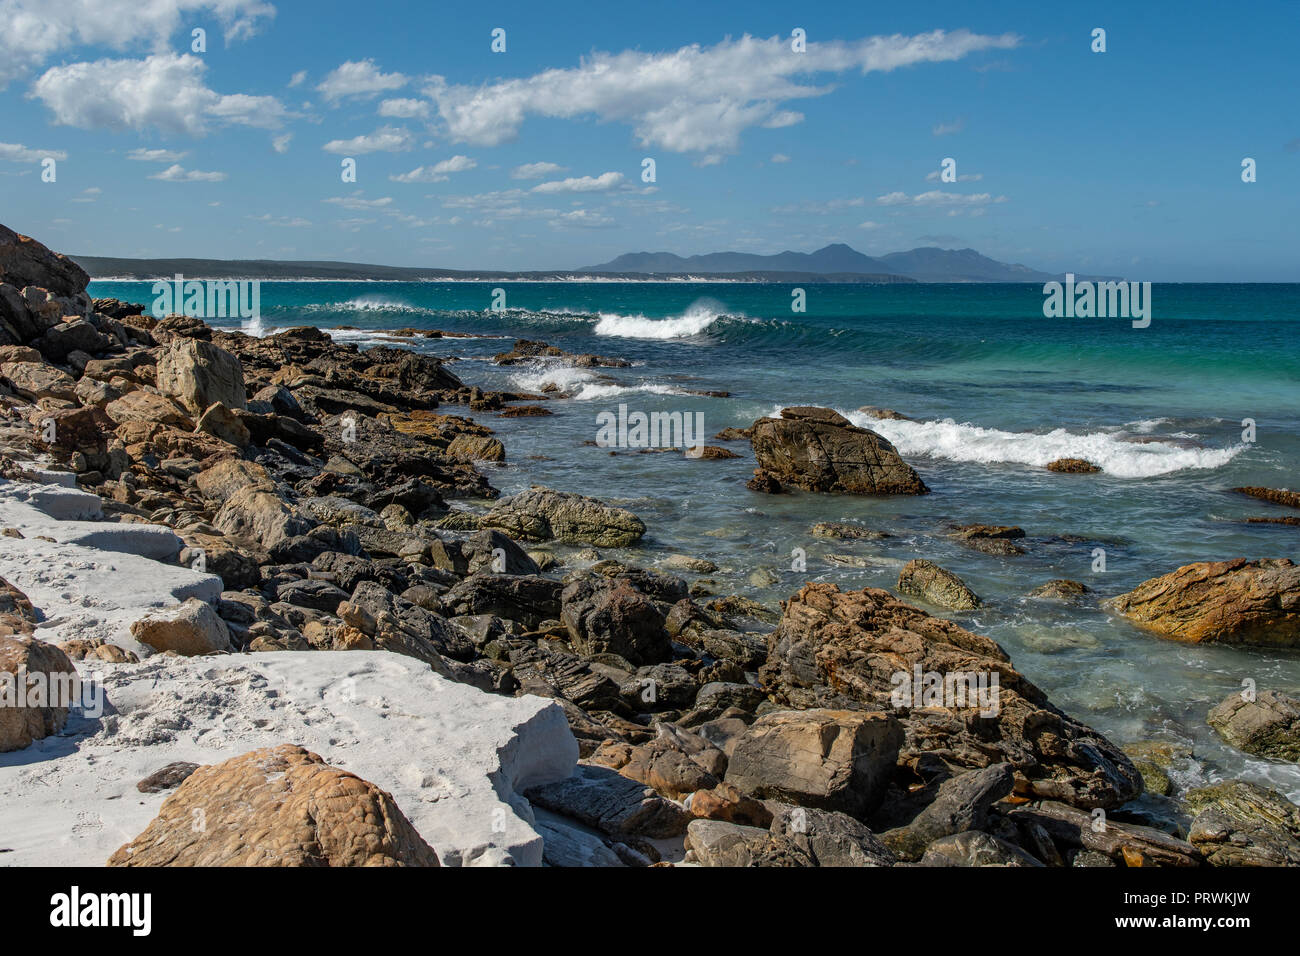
1, 0, 1295, 279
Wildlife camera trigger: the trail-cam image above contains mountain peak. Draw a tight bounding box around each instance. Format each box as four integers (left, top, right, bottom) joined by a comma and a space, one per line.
581, 243, 1055, 282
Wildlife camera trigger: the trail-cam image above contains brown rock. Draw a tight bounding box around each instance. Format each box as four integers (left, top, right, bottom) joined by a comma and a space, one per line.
1047, 458, 1102, 473
760, 582, 1143, 809
724, 708, 903, 817
446, 433, 506, 462
1107, 558, 1300, 647
0, 634, 78, 752
108, 744, 439, 866
104, 389, 195, 429
195, 402, 251, 448
1, 361, 78, 403
689, 781, 774, 828
1234, 486, 1300, 510
129, 598, 231, 656
0, 224, 89, 296
749, 406, 928, 495
1207, 689, 1300, 762
897, 559, 982, 610
155, 338, 248, 416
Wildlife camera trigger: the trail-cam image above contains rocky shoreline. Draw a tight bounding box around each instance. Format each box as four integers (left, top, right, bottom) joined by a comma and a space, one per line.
2, 223, 1299, 867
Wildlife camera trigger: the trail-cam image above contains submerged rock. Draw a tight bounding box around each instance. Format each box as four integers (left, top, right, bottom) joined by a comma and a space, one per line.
1208, 689, 1300, 762
1047, 458, 1101, 473
897, 559, 982, 610
1108, 558, 1300, 647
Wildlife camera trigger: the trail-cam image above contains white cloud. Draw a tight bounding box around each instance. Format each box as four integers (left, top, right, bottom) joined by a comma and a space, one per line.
770, 153, 791, 163
876, 190, 1005, 207
531, 171, 623, 194
0, 0, 274, 87
31, 53, 288, 134
858, 220, 883, 230
378, 97, 429, 119
149, 163, 226, 182
550, 209, 615, 229
511, 161, 566, 180
127, 147, 186, 162
248, 213, 311, 227
272, 132, 292, 153
389, 154, 476, 183
424, 30, 1017, 153
323, 195, 393, 210
288, 70, 307, 88
0, 141, 67, 162
932, 118, 966, 136
316, 59, 407, 103
321, 125, 414, 154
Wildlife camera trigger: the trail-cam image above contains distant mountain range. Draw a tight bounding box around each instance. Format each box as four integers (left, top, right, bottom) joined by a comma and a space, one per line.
582, 243, 1063, 282
70, 243, 1092, 283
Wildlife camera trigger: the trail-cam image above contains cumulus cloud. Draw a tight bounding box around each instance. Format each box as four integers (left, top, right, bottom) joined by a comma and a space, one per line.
876, 190, 1006, 207
0, 0, 275, 86
389, 155, 476, 182
272, 133, 292, 153
31, 53, 288, 134
316, 59, 408, 103
323, 195, 393, 210
531, 171, 623, 194
925, 169, 983, 182
550, 209, 615, 229
0, 141, 67, 162
423, 30, 1017, 153
378, 97, 429, 118
321, 125, 414, 154
511, 161, 566, 180
149, 163, 226, 182
127, 147, 186, 162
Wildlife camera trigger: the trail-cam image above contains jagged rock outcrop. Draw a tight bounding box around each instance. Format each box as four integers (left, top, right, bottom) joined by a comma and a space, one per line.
748, 407, 928, 495
1108, 558, 1300, 647
155, 338, 248, 415
759, 582, 1143, 809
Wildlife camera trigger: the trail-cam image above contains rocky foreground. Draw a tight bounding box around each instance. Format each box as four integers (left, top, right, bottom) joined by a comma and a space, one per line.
2, 223, 1299, 867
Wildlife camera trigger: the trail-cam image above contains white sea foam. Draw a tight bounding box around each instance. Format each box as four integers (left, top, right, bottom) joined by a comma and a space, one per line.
845, 410, 1245, 479
508, 359, 685, 401
592, 299, 734, 340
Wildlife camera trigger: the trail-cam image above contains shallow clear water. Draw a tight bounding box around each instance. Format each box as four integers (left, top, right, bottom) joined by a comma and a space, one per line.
92, 279, 1300, 800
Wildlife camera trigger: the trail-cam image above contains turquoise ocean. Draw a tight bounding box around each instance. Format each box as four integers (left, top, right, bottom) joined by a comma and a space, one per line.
90, 279, 1300, 806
